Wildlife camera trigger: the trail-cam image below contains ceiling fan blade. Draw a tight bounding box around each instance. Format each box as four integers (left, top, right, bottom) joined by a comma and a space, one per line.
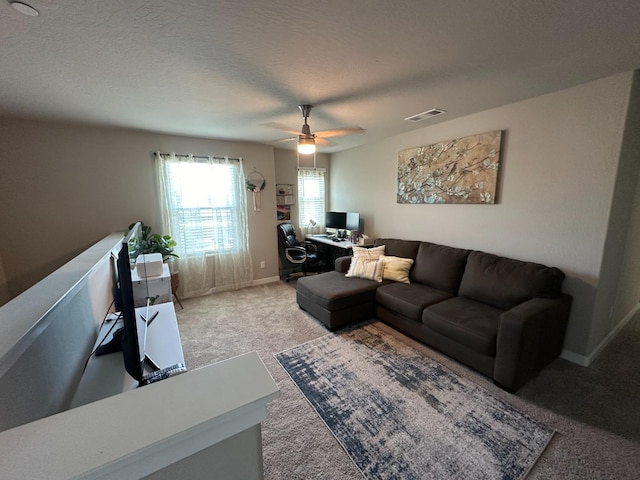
315, 127, 366, 138
272, 136, 297, 144
315, 137, 335, 147
262, 122, 301, 136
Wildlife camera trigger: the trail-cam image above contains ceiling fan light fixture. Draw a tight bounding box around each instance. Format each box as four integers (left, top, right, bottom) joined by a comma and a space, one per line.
297, 136, 316, 154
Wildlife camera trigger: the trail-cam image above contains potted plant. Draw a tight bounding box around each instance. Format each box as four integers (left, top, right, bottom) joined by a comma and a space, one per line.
127, 222, 179, 262
127, 222, 183, 308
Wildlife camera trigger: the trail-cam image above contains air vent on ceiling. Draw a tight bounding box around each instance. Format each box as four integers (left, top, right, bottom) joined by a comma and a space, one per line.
404, 108, 447, 122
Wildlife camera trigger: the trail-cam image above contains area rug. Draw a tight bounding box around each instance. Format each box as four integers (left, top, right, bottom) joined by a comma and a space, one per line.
275, 322, 553, 480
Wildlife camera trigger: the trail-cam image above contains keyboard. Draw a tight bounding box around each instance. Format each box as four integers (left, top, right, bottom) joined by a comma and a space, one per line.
140, 362, 187, 385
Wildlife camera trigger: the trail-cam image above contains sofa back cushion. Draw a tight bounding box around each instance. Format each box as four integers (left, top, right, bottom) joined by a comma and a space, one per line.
411, 243, 470, 295
374, 238, 421, 260
458, 251, 565, 310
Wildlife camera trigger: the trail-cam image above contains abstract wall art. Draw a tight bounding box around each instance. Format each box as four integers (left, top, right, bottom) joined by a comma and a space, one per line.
397, 130, 502, 204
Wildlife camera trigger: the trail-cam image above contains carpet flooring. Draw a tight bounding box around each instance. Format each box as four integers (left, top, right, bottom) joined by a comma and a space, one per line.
176, 281, 640, 479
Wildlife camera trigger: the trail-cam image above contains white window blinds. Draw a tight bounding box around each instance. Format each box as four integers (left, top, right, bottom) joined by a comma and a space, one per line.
159, 156, 244, 255
298, 168, 326, 235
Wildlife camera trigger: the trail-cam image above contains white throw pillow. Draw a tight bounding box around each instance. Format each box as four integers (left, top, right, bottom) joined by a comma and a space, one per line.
352, 245, 385, 259
345, 245, 386, 282
346, 257, 384, 282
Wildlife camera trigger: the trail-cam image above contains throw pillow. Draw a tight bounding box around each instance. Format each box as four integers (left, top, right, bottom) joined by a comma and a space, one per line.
381, 255, 414, 283
346, 256, 384, 282
352, 245, 385, 259
345, 245, 386, 281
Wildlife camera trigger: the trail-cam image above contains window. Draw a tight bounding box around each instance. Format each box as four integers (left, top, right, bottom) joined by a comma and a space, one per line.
161, 161, 244, 254
159, 157, 244, 255
298, 168, 326, 234
156, 153, 252, 297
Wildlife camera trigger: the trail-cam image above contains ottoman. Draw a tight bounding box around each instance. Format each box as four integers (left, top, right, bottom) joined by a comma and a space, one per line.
296, 271, 380, 330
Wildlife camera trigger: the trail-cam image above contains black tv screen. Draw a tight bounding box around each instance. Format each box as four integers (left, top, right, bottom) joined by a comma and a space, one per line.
118, 223, 147, 383
325, 211, 347, 230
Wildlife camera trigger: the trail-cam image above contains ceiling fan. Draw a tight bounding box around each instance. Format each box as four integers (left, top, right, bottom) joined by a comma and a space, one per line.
267, 105, 365, 154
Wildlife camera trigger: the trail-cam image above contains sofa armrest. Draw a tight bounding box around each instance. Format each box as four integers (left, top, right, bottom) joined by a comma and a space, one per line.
494, 294, 572, 391
335, 256, 353, 273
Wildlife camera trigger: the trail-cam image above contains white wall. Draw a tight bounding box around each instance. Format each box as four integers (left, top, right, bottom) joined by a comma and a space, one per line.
0, 119, 281, 302
330, 72, 637, 359
0, 234, 119, 432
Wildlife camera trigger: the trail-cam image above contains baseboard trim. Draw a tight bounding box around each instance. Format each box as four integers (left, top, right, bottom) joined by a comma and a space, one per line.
559, 349, 590, 367
560, 302, 640, 367
252, 276, 281, 286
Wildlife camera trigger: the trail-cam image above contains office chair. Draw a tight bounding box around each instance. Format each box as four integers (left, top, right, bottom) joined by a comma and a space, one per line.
276, 223, 323, 281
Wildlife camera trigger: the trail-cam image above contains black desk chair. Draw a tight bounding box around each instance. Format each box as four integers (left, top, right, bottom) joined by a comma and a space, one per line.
277, 223, 323, 281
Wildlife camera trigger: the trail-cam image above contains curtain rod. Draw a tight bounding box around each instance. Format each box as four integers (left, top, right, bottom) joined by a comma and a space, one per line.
154, 152, 240, 162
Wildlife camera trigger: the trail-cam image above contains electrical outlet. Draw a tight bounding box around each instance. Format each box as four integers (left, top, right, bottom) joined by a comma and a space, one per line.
260, 261, 266, 269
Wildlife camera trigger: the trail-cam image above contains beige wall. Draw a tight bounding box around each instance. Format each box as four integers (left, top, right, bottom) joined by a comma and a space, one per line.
604, 71, 640, 352
330, 71, 639, 360
0, 255, 8, 305
0, 119, 280, 301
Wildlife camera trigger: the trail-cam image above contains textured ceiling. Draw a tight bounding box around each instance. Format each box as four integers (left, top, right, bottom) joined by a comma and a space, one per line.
2, 0, 640, 152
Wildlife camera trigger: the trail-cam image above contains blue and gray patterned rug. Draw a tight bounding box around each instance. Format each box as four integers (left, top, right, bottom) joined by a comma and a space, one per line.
275, 322, 553, 480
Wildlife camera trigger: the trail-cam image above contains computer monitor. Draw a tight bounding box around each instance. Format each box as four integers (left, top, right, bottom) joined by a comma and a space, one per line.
325, 211, 347, 230
346, 212, 361, 232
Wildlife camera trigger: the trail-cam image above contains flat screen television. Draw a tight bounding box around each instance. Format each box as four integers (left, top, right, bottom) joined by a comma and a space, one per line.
325, 211, 347, 230
97, 222, 149, 384
117, 223, 148, 383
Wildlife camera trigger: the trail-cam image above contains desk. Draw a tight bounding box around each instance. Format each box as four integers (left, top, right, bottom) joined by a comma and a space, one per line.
307, 234, 354, 250
306, 235, 354, 271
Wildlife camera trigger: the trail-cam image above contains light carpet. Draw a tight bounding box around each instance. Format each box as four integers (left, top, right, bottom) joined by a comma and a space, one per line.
176, 281, 640, 479
276, 322, 553, 480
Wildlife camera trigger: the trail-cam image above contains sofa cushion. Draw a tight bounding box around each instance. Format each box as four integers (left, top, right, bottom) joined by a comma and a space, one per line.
411, 243, 470, 295
422, 297, 503, 356
374, 238, 421, 260
377, 282, 453, 322
297, 271, 381, 311
458, 251, 566, 310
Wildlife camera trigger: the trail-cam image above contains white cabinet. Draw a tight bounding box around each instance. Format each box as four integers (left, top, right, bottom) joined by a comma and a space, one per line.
131, 263, 171, 307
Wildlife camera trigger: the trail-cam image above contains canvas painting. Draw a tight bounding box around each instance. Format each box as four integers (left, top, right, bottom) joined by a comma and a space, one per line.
397, 130, 502, 204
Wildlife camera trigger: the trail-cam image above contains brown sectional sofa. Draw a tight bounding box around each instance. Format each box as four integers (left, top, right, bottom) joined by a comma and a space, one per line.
296, 238, 572, 391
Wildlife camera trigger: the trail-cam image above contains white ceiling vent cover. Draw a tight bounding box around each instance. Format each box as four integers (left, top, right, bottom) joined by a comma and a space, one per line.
404, 108, 447, 122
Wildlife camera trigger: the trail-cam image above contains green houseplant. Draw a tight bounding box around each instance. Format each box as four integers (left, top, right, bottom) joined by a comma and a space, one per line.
127, 222, 179, 262
127, 222, 183, 308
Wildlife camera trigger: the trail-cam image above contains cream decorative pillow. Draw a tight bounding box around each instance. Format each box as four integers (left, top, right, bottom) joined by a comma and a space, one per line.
381, 255, 414, 283
345, 257, 384, 282
345, 245, 386, 281
352, 245, 385, 259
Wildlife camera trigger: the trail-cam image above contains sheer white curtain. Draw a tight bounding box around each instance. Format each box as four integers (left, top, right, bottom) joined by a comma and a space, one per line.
297, 167, 326, 236
156, 153, 253, 298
